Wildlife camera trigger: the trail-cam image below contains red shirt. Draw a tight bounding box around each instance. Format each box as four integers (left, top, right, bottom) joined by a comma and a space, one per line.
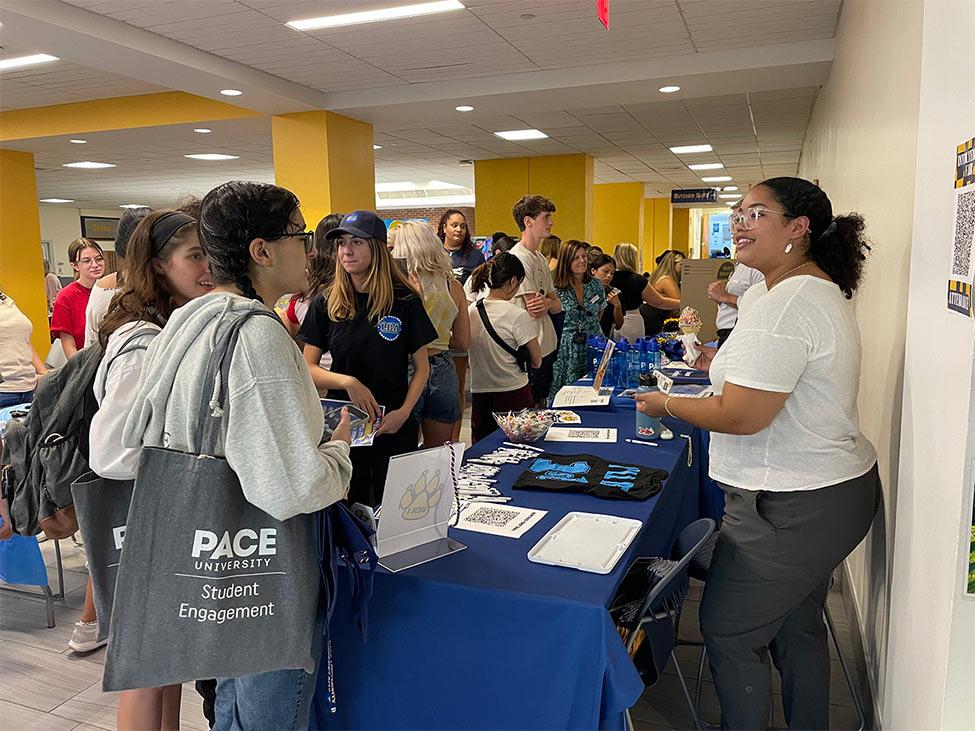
50, 281, 93, 349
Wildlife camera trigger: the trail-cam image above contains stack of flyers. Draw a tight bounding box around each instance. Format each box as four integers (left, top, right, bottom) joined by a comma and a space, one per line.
321, 399, 386, 447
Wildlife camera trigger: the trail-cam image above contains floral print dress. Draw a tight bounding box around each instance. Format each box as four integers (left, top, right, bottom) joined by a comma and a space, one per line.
549, 278, 606, 399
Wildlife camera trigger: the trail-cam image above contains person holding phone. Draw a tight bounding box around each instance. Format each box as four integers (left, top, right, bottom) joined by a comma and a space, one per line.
589, 252, 624, 336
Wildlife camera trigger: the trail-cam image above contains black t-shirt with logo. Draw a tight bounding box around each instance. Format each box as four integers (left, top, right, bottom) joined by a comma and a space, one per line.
298, 286, 437, 411
513, 453, 668, 501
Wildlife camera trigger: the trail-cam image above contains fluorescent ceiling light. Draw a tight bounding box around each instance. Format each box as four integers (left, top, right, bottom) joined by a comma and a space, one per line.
373, 144, 382, 150
376, 181, 417, 193
0, 53, 59, 71
288, 1, 464, 30
688, 163, 724, 171
658, 85, 681, 93
701, 175, 732, 182
719, 194, 740, 200
69, 139, 87, 144
219, 89, 243, 96
494, 129, 548, 141
428, 180, 464, 189
119, 203, 149, 208
63, 161, 116, 169
193, 128, 212, 134
669, 144, 712, 154
184, 153, 240, 161
725, 202, 737, 206
723, 186, 739, 192
40, 198, 74, 203
455, 105, 474, 112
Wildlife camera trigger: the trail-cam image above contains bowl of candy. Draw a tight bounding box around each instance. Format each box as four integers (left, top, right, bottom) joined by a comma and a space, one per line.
493, 409, 555, 443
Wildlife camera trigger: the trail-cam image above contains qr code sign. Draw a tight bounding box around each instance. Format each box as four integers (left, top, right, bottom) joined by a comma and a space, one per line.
952, 188, 975, 277
466, 506, 519, 527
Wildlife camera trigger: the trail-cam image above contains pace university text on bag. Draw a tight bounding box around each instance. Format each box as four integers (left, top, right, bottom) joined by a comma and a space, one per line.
103, 310, 321, 691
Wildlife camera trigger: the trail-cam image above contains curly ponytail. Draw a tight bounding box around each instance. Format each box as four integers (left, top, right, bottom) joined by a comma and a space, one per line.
198, 181, 301, 304
759, 177, 872, 298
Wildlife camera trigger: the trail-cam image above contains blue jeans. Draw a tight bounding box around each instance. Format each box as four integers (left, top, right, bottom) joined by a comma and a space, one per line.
213, 600, 326, 731
410, 352, 461, 424
0, 391, 33, 408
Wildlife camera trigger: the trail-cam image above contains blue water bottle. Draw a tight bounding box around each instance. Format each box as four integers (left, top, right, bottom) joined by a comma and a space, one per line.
635, 372, 661, 439
626, 341, 640, 388
638, 337, 649, 375
647, 337, 661, 373
614, 339, 629, 389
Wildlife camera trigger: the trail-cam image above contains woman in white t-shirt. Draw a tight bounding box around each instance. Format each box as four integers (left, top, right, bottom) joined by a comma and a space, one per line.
637, 177, 880, 730
467, 253, 542, 443
0, 292, 47, 407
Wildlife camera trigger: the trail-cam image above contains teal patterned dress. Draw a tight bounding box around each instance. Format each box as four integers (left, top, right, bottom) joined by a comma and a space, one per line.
550, 278, 606, 399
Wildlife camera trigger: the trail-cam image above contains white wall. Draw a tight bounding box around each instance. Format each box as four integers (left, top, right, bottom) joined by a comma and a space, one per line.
39, 204, 120, 276
797, 0, 923, 716
886, 0, 975, 727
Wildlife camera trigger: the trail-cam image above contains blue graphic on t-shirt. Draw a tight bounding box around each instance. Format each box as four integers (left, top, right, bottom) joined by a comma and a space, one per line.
376, 315, 403, 341
529, 458, 590, 484
602, 464, 640, 491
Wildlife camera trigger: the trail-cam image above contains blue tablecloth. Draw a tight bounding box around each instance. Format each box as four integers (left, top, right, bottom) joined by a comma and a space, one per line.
313, 408, 701, 730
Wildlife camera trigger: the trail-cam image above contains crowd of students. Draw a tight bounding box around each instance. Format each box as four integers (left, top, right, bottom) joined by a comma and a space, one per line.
0, 173, 880, 730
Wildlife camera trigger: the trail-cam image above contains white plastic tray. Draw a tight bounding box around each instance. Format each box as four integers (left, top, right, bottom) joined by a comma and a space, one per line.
527, 512, 643, 574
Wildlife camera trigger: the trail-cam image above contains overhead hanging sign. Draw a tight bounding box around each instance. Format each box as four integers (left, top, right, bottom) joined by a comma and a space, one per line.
671, 188, 718, 207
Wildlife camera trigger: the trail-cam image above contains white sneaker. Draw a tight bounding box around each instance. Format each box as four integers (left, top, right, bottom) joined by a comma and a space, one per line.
67, 620, 106, 653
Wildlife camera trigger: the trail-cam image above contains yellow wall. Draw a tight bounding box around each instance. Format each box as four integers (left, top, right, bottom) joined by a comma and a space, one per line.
0, 92, 259, 141
474, 154, 593, 240
271, 111, 375, 229
671, 208, 690, 256
592, 182, 644, 251
641, 197, 673, 269
0, 149, 50, 354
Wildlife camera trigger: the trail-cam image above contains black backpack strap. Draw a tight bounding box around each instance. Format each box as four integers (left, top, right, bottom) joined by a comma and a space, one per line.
476, 300, 520, 360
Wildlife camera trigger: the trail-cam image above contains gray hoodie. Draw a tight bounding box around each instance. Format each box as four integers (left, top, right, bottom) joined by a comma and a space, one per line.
122, 292, 351, 521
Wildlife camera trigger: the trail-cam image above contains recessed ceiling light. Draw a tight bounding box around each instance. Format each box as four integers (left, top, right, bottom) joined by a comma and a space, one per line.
193, 128, 212, 134
376, 181, 417, 193
494, 129, 548, 141
723, 186, 739, 192
287, 0, 464, 30
373, 144, 382, 150
40, 198, 75, 203
725, 202, 737, 207
0, 53, 59, 71
219, 89, 243, 96
669, 144, 712, 154
455, 105, 474, 112
63, 161, 116, 169
119, 203, 149, 209
184, 153, 240, 161
688, 163, 724, 171
719, 194, 740, 199
519, 13, 536, 20
658, 85, 681, 93
701, 176, 732, 182
69, 139, 87, 144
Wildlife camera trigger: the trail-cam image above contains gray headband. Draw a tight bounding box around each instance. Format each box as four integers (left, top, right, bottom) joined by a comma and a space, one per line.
150, 212, 195, 256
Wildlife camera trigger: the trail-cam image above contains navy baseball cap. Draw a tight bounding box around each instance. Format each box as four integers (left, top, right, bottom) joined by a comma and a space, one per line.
325, 210, 387, 244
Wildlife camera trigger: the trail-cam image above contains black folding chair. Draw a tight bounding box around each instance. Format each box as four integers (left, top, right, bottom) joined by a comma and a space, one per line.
615, 517, 716, 731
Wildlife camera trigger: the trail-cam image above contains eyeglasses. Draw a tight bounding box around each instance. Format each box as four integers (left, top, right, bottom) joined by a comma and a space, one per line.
77, 256, 104, 267
729, 208, 790, 230
268, 231, 315, 253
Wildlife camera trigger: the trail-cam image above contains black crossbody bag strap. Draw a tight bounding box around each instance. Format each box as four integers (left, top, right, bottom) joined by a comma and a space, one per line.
476, 300, 529, 372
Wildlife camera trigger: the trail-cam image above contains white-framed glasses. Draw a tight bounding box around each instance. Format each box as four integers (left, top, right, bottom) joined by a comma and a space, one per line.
729, 208, 790, 230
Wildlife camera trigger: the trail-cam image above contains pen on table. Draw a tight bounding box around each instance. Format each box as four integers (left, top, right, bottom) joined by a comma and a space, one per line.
625, 438, 660, 447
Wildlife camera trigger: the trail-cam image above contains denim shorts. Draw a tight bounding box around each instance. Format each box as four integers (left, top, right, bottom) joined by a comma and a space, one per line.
410, 352, 461, 423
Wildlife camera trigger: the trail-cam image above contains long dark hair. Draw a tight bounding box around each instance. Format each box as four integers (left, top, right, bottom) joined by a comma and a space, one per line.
306, 212, 343, 296
99, 210, 196, 347
198, 181, 300, 303
469, 252, 525, 292
436, 209, 474, 251
759, 177, 871, 298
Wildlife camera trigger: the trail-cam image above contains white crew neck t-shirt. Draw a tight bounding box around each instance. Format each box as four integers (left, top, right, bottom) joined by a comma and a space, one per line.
708, 275, 876, 492
468, 298, 536, 393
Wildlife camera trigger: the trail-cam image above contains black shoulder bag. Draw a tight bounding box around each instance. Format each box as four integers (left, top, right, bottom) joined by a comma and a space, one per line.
476, 300, 532, 373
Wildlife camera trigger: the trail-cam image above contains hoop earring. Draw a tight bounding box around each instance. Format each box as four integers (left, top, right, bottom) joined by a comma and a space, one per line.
784, 241, 793, 254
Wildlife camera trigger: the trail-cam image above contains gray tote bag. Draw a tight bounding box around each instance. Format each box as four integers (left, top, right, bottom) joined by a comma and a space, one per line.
103, 309, 320, 691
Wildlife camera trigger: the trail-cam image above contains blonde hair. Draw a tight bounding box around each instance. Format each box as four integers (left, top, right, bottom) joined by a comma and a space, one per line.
327, 236, 416, 322
613, 242, 640, 273
649, 250, 684, 287
391, 221, 454, 282
539, 235, 562, 262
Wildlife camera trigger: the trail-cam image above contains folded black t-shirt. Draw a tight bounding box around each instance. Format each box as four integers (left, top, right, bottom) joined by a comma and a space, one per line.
513, 454, 668, 501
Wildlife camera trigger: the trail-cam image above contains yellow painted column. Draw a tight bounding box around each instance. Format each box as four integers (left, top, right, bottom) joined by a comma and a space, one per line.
0, 149, 49, 354
672, 208, 690, 256
474, 158, 530, 237
593, 182, 644, 251
641, 197, 673, 266
474, 154, 593, 240
272, 111, 375, 229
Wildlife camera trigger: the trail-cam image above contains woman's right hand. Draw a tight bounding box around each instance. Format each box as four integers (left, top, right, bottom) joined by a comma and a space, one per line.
607, 291, 621, 309
343, 376, 382, 423
329, 407, 352, 445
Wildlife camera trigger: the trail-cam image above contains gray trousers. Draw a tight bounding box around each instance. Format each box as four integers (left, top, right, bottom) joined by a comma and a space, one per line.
700, 464, 880, 730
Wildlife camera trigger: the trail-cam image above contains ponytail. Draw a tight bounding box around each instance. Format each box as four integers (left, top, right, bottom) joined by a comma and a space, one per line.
470, 252, 525, 292
759, 177, 872, 299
